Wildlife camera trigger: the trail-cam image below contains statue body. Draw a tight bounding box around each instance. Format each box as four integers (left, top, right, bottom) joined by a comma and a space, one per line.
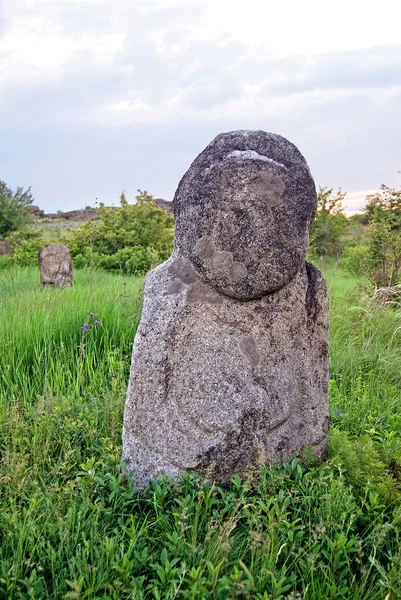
123, 130, 329, 488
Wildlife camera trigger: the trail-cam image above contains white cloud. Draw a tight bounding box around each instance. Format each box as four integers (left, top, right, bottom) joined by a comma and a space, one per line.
342, 190, 377, 215
1, 0, 400, 211
163, 0, 401, 57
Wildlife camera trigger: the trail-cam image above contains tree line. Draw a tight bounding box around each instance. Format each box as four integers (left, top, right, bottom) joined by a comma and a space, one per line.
1, 177, 401, 287
310, 185, 401, 288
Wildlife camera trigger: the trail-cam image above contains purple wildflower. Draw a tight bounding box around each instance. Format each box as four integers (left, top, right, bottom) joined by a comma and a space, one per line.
94, 320, 101, 327
81, 323, 89, 332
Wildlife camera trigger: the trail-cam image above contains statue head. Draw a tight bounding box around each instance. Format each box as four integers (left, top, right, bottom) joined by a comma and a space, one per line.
173, 130, 317, 300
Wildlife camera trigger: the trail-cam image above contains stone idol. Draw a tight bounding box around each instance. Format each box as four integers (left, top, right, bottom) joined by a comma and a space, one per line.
123, 130, 329, 488
38, 244, 73, 287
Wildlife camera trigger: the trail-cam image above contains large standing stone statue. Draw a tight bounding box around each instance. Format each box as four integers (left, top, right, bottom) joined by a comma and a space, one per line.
123, 130, 329, 488
38, 244, 73, 287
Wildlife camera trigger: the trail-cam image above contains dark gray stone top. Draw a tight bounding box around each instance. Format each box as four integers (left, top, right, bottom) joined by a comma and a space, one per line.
173, 130, 317, 300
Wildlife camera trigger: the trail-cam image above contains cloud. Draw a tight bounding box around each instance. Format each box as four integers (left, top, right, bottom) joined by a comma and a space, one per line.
0, 0, 400, 211
265, 47, 401, 95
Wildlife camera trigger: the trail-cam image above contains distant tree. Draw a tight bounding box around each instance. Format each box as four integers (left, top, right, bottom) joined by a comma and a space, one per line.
364, 194, 383, 222
309, 187, 348, 257
363, 185, 401, 287
347, 212, 370, 227
0, 180, 34, 238
364, 185, 401, 228
135, 189, 154, 206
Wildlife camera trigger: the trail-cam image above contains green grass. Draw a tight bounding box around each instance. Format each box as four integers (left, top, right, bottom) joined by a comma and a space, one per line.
0, 267, 143, 403
0, 263, 401, 599
29, 219, 84, 243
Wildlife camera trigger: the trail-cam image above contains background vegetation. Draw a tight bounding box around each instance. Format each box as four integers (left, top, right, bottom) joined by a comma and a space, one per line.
2, 177, 401, 289
67, 191, 174, 275
0, 189, 174, 276
0, 180, 34, 238
310, 185, 401, 289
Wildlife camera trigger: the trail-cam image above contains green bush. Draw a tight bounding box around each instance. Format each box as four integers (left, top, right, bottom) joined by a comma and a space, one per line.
6, 229, 44, 266
67, 190, 174, 275
340, 244, 369, 276
363, 186, 401, 287
97, 246, 160, 274
0, 179, 34, 238
309, 187, 348, 257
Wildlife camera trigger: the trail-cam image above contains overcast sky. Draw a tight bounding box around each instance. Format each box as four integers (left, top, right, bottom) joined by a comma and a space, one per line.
1, 0, 400, 214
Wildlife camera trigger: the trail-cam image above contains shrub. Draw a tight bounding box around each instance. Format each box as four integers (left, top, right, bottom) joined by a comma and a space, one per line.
309, 187, 348, 257
366, 218, 401, 287
357, 186, 401, 287
67, 190, 174, 274
6, 230, 44, 266
0, 179, 34, 238
340, 244, 369, 277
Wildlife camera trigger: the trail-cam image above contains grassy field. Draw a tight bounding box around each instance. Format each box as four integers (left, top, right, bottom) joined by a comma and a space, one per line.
0, 262, 401, 599
29, 219, 84, 243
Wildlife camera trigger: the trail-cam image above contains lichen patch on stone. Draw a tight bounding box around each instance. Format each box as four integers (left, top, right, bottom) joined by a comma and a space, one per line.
195, 236, 215, 259
238, 335, 261, 367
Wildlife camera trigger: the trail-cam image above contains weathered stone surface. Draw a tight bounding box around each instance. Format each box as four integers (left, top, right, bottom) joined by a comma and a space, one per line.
123, 130, 329, 488
38, 244, 73, 287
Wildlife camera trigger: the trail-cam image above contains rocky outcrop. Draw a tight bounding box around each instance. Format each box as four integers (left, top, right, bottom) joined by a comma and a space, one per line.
41, 209, 100, 221
153, 198, 173, 214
